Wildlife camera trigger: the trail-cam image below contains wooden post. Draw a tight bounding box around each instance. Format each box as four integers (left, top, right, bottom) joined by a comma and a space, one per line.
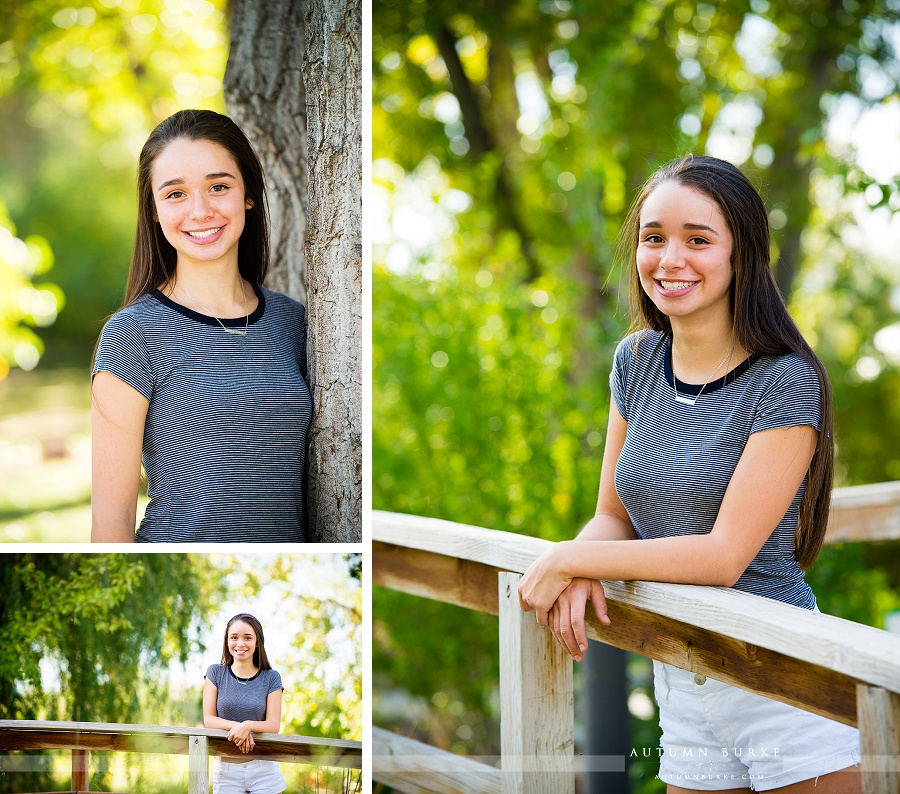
189, 734, 209, 794
858, 684, 900, 794
498, 572, 574, 794
72, 748, 89, 791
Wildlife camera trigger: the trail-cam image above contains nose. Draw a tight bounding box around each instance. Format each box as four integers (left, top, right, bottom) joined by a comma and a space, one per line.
189, 193, 213, 221
659, 241, 684, 271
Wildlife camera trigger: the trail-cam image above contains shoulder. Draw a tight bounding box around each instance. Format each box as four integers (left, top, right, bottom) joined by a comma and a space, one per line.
613, 329, 665, 367
260, 288, 306, 321
263, 668, 284, 689
754, 351, 821, 392
205, 663, 225, 684
105, 293, 164, 325
98, 295, 166, 341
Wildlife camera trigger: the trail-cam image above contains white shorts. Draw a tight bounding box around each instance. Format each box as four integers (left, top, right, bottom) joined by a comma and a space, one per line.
212, 758, 286, 794
653, 661, 859, 791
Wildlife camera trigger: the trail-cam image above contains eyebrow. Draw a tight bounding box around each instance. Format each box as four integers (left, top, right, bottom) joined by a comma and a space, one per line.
640, 220, 721, 236
156, 172, 238, 192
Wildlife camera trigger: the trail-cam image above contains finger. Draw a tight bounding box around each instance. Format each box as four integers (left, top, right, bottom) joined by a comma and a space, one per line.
518, 586, 534, 613
568, 600, 588, 660
590, 580, 611, 625
535, 606, 550, 627
558, 612, 581, 660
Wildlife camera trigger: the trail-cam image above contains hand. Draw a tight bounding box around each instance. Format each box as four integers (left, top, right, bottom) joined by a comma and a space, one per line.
227, 722, 255, 753
549, 578, 611, 662
517, 543, 574, 626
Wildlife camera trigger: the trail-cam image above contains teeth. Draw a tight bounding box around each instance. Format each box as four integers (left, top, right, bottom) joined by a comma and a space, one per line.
186, 227, 221, 239
660, 280, 695, 290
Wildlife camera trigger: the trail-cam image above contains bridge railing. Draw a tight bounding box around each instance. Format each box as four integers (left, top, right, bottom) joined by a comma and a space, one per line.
373, 480, 900, 794
0, 720, 362, 794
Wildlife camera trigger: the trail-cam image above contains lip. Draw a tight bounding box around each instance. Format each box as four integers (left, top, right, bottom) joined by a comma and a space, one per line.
655, 279, 698, 296
182, 226, 225, 244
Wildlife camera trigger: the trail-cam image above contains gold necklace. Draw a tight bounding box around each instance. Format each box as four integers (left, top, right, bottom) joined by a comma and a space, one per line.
672, 340, 735, 406
176, 278, 249, 336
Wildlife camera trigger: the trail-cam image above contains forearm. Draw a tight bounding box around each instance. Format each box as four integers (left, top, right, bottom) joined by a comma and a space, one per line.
242, 719, 280, 733
91, 512, 136, 542
204, 714, 240, 730
553, 533, 742, 587
575, 512, 637, 541
204, 715, 279, 733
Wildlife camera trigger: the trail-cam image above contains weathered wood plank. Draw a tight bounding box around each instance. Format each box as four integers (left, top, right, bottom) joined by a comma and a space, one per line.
72, 747, 89, 791
585, 599, 860, 725
858, 685, 900, 794
499, 573, 574, 794
374, 513, 900, 697
188, 735, 208, 794
374, 543, 868, 724
373, 727, 501, 794
0, 721, 361, 768
373, 541, 501, 614
828, 482, 900, 544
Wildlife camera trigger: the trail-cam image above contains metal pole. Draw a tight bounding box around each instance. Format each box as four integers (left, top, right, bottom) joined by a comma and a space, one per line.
585, 643, 630, 794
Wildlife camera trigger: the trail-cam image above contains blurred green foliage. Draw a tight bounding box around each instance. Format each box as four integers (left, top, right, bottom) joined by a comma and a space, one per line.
0, 199, 62, 375
0, 0, 228, 371
373, 0, 900, 786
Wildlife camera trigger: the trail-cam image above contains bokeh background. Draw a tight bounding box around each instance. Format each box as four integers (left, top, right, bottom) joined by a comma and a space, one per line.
0, 552, 362, 793
372, 1, 900, 791
0, 0, 230, 541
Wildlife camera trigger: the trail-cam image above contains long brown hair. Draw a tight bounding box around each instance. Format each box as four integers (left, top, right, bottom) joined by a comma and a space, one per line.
125, 109, 269, 305
618, 154, 833, 569
220, 613, 273, 671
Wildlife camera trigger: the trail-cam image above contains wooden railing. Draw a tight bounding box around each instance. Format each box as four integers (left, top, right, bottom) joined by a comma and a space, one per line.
0, 720, 362, 794
373, 480, 900, 794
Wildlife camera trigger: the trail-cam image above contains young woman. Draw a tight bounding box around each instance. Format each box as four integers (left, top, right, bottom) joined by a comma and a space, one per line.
203, 613, 286, 794
91, 109, 312, 542
517, 156, 860, 792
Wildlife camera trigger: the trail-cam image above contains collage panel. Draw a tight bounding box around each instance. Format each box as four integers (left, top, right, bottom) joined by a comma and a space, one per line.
0, 551, 362, 792
0, 0, 361, 545
372, 1, 900, 793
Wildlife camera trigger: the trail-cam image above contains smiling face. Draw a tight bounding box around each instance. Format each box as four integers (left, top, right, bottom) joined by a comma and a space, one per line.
636, 180, 735, 329
151, 137, 252, 271
227, 620, 258, 666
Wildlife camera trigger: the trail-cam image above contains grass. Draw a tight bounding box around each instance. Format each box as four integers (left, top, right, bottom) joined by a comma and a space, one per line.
0, 366, 93, 542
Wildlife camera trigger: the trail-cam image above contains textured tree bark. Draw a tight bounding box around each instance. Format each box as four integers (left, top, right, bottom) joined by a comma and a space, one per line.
225, 0, 362, 541
302, 0, 362, 541
224, 0, 309, 302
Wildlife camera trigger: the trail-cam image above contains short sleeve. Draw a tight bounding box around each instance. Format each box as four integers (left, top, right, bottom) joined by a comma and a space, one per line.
92, 311, 154, 400
267, 669, 284, 694
609, 334, 639, 421
204, 664, 223, 687
750, 356, 822, 434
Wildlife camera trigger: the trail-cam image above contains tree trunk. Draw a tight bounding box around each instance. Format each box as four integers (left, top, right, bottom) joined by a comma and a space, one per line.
224, 0, 309, 302
225, 0, 362, 541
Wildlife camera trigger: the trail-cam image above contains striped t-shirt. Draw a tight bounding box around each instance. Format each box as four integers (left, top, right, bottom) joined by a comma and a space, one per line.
93, 285, 312, 542
205, 664, 284, 723
610, 330, 821, 608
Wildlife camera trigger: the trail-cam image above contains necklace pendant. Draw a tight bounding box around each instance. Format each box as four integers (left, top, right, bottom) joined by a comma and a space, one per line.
222, 327, 248, 336
674, 393, 697, 406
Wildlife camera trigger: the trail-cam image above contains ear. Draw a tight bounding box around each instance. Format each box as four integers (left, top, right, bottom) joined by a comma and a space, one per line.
245, 197, 254, 209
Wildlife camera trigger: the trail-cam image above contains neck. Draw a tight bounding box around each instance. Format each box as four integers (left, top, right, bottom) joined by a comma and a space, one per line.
165, 262, 249, 316
670, 316, 746, 383
231, 660, 258, 677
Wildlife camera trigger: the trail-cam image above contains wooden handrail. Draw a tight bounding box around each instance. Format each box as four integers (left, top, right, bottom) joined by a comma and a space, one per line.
827, 480, 900, 543
373, 497, 900, 794
0, 720, 361, 768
